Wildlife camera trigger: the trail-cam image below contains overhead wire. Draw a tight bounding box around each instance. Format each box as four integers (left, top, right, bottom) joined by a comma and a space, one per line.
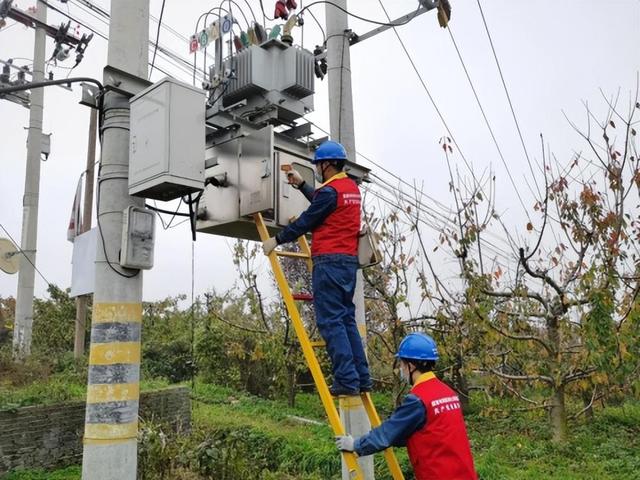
62, 0, 207, 82
149, 0, 167, 78
475, 0, 541, 196
375, 0, 522, 255
446, 25, 531, 220
305, 118, 517, 257
374, 0, 483, 194
363, 184, 513, 264
0, 222, 53, 287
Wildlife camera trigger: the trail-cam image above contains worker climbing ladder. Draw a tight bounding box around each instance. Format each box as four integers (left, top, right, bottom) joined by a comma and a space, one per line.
254, 212, 404, 480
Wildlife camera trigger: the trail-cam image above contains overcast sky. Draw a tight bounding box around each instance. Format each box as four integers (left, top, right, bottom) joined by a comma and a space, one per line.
0, 0, 639, 304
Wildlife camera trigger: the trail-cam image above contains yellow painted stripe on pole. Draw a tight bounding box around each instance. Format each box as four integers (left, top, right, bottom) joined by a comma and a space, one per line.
84, 421, 138, 442
83, 437, 134, 446
339, 395, 364, 411
357, 323, 367, 338
89, 342, 141, 365
86, 383, 140, 404
93, 303, 143, 324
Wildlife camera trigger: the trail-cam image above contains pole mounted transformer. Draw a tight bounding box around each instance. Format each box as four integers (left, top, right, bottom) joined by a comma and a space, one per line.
128, 29, 369, 240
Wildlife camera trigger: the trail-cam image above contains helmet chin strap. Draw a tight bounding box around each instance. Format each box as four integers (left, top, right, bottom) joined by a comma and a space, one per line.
319, 162, 331, 181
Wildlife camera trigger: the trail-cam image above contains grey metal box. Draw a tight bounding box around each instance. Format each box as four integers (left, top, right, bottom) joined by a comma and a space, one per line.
129, 77, 205, 201
196, 130, 315, 241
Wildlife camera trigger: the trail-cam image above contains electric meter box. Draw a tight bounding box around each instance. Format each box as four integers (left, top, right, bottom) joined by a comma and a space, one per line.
129, 77, 205, 201
120, 206, 155, 270
196, 126, 316, 241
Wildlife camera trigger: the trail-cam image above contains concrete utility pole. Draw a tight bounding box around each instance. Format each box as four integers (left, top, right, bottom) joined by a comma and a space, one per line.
12, 0, 46, 360
81, 1, 148, 478
74, 108, 97, 359
325, 2, 374, 479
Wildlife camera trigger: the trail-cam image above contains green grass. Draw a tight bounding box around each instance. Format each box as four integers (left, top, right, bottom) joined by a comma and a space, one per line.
1, 466, 81, 480
0, 374, 170, 411
4, 383, 640, 479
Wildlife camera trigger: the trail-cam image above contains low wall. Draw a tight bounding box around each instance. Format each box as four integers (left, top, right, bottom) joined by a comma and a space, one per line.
0, 386, 191, 474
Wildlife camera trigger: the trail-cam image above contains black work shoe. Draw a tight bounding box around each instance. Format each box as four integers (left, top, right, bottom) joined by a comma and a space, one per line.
329, 385, 360, 397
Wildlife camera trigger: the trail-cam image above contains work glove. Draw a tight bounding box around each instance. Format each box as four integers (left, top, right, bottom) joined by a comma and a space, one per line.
335, 435, 355, 452
286, 169, 304, 188
262, 237, 278, 256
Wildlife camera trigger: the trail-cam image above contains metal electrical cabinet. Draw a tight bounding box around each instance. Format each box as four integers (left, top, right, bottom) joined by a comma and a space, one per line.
129, 77, 205, 201
196, 126, 315, 241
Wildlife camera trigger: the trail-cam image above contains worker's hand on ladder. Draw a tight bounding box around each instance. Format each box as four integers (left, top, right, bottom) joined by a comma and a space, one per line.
262, 237, 278, 255
286, 169, 304, 187
335, 435, 355, 452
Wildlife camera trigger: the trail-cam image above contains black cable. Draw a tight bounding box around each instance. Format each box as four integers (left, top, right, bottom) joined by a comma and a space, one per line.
40, 0, 108, 41
47, 0, 203, 82
0, 222, 53, 286
298, 1, 421, 27
194, 7, 230, 85
149, 0, 167, 79
240, 0, 258, 23
95, 166, 139, 279
0, 76, 103, 95
226, 0, 250, 30
145, 202, 190, 218
187, 195, 196, 242
259, 0, 274, 22
447, 26, 531, 220
307, 9, 326, 44
475, 0, 540, 194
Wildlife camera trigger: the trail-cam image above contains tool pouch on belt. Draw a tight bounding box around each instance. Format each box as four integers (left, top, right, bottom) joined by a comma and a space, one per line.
358, 224, 381, 269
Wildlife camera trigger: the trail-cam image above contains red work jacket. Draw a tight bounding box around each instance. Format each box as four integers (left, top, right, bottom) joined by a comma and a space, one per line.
311, 172, 360, 256
407, 372, 478, 480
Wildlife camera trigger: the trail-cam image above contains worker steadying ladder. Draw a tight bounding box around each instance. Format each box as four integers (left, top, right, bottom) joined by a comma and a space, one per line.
262, 140, 371, 396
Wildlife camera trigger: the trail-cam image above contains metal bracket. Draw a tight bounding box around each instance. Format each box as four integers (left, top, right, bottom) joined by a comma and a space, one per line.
103, 65, 152, 98
79, 82, 100, 108
351, 3, 437, 46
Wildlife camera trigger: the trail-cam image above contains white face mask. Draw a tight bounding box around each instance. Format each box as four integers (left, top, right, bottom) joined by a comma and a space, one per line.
399, 364, 412, 384
314, 164, 324, 183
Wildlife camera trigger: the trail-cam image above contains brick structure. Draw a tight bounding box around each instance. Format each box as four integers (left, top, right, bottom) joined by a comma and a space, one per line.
0, 386, 191, 474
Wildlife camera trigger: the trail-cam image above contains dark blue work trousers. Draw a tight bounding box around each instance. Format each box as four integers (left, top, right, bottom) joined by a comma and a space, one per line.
312, 254, 371, 392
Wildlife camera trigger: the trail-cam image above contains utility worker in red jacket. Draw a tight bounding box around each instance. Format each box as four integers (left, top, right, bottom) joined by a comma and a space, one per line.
335, 333, 477, 480
262, 140, 371, 396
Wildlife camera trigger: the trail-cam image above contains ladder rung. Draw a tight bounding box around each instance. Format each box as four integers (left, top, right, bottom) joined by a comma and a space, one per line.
309, 340, 326, 348
276, 251, 311, 259
292, 292, 313, 301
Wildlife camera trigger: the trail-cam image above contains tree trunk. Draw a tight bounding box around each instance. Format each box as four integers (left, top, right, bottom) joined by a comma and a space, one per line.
582, 389, 594, 422
287, 365, 296, 408
452, 357, 471, 413
550, 384, 568, 442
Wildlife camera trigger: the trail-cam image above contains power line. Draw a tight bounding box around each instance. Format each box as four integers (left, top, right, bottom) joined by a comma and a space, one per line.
0, 222, 53, 287
475, 0, 541, 196
307, 119, 455, 217
149, 0, 167, 78
375, 0, 481, 191
50, 0, 206, 82
305, 119, 517, 258
363, 184, 514, 264
446, 25, 531, 219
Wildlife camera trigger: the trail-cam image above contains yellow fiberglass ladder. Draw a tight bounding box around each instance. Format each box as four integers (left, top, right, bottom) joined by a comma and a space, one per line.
254, 212, 404, 480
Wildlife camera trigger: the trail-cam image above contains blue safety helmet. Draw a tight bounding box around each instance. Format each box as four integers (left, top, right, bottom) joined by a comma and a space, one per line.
395, 332, 439, 361
313, 140, 347, 164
